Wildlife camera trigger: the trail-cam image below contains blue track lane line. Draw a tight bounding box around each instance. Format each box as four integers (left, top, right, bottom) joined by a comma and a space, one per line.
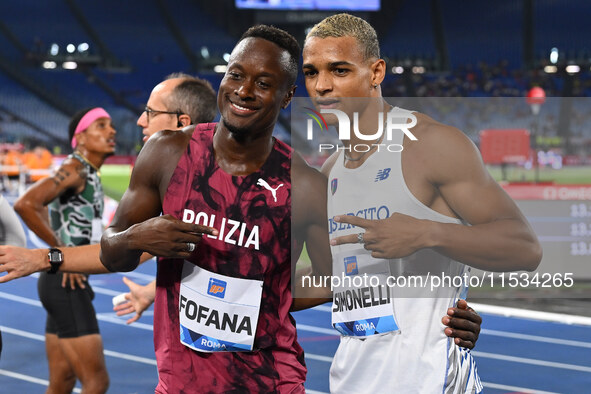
1, 325, 157, 365
0, 369, 82, 393
3, 268, 591, 392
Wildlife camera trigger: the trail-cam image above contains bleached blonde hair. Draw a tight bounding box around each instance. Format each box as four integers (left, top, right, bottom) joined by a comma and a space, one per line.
306, 13, 380, 60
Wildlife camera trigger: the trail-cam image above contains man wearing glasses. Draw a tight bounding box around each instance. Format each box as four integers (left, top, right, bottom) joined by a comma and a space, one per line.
138, 72, 217, 143
0, 73, 218, 321
116, 72, 219, 322
0, 73, 217, 279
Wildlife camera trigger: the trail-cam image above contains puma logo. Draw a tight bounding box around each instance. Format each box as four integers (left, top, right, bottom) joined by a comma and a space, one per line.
257, 178, 284, 203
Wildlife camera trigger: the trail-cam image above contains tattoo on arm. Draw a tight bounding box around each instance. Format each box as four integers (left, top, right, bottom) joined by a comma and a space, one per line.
51, 168, 71, 186
50, 162, 86, 187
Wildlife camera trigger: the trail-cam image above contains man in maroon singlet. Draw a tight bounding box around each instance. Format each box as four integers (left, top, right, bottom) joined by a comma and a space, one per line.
100, 26, 330, 393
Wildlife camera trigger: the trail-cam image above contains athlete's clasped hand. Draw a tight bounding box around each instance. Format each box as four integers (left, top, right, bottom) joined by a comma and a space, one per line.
442, 299, 482, 349
330, 213, 431, 259
128, 215, 218, 258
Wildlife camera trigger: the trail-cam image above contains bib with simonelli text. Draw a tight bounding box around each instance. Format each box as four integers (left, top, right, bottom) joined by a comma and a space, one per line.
331, 250, 400, 337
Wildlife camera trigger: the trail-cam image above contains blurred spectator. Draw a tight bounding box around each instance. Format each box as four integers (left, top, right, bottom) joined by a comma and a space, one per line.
22, 146, 53, 182
1, 145, 24, 178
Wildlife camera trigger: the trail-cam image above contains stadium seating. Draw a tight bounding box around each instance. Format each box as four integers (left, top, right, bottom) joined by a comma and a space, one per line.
0, 0, 590, 152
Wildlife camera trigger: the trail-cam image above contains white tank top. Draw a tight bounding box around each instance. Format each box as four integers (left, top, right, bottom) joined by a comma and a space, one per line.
327, 107, 482, 393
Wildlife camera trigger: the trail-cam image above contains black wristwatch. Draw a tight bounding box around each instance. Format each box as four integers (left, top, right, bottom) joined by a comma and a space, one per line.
47, 248, 64, 274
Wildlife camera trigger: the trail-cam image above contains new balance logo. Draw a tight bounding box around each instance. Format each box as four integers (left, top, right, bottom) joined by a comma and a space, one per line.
374, 168, 391, 182
257, 178, 284, 202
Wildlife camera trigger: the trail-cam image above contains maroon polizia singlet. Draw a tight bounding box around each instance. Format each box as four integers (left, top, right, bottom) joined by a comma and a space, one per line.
154, 123, 306, 393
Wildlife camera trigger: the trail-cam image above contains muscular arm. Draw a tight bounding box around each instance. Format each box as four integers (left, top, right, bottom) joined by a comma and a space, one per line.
0, 243, 154, 282
419, 123, 541, 271
100, 130, 218, 272
291, 153, 332, 311
291, 267, 331, 311
332, 119, 542, 271
14, 159, 86, 247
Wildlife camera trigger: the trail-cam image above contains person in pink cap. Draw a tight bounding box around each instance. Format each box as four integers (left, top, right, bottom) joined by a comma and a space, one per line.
14, 107, 116, 394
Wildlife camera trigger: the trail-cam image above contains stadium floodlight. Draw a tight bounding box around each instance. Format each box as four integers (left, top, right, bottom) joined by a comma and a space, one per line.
543, 65, 557, 73
42, 61, 57, 69
223, 53, 230, 63
565, 64, 580, 74
214, 65, 227, 73
66, 44, 76, 54
50, 43, 59, 56
201, 46, 210, 58
411, 66, 425, 74
78, 43, 89, 53
62, 61, 78, 70
550, 47, 558, 64
392, 66, 404, 74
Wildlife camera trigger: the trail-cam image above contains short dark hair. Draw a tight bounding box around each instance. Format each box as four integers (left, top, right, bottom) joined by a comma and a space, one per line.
239, 25, 300, 86
164, 73, 217, 124
68, 107, 94, 146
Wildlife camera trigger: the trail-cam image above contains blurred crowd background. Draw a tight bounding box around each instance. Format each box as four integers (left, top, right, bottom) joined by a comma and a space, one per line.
1, 0, 590, 177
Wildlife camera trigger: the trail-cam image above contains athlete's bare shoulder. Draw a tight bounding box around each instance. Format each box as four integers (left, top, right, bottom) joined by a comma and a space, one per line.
408, 111, 473, 146
132, 129, 192, 192
403, 111, 488, 186
292, 151, 327, 211
181, 124, 197, 137
60, 155, 87, 174
51, 155, 87, 192
146, 128, 192, 150
139, 128, 192, 166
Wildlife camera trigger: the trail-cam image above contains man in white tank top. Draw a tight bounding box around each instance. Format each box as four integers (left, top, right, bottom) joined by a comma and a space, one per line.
301, 14, 542, 393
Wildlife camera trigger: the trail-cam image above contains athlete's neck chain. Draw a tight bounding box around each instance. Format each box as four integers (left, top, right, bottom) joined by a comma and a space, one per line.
76, 151, 101, 176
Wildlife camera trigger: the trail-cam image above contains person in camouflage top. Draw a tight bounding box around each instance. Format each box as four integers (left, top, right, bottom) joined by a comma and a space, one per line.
15, 107, 116, 394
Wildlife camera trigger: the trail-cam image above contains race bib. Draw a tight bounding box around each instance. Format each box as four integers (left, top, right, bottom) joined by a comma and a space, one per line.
331, 251, 400, 337
179, 262, 263, 352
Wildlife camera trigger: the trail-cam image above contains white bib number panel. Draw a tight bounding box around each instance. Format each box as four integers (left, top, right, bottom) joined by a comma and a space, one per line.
332, 251, 400, 337
179, 262, 263, 352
